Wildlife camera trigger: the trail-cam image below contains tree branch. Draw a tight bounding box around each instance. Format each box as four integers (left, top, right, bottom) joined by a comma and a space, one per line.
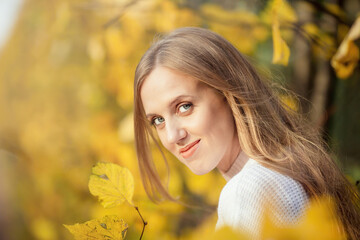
134, 206, 147, 240
300, 0, 351, 26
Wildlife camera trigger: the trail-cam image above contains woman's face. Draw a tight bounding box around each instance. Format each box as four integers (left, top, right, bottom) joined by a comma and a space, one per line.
140, 66, 240, 175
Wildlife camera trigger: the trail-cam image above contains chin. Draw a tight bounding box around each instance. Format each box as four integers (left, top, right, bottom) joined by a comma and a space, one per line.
188, 165, 214, 175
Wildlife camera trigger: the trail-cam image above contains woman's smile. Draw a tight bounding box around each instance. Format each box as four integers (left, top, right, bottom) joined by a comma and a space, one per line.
179, 139, 201, 159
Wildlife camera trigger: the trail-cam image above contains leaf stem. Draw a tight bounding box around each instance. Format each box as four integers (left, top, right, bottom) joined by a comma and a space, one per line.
135, 206, 147, 240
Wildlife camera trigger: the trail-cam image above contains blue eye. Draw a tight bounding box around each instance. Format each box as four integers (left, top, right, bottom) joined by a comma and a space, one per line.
179, 103, 192, 113
152, 117, 165, 126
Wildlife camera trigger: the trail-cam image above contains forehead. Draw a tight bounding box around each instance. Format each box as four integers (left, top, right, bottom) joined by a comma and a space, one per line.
140, 67, 201, 113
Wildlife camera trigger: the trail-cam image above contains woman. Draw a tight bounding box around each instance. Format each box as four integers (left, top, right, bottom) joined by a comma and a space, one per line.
133, 27, 360, 239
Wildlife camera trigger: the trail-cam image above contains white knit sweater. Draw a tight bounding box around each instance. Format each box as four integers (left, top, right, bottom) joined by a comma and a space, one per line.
216, 152, 309, 239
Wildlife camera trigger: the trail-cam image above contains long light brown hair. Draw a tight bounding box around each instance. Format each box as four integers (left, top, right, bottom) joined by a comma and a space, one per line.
133, 27, 360, 239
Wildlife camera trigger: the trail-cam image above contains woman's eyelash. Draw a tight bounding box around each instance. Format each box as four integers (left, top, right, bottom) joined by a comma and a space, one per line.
151, 116, 164, 126
150, 117, 159, 125
178, 103, 193, 113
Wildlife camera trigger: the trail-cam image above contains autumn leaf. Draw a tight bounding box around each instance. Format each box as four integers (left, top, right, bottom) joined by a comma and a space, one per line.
331, 16, 360, 79
272, 16, 290, 65
209, 226, 249, 240
118, 112, 134, 143
270, 0, 291, 65
87, 34, 105, 63
64, 215, 128, 240
303, 23, 336, 59
89, 162, 134, 208
261, 197, 346, 240
280, 94, 299, 111
324, 3, 347, 20
261, 0, 297, 24
295, 198, 346, 240
331, 41, 359, 79
201, 4, 269, 55
182, 213, 250, 240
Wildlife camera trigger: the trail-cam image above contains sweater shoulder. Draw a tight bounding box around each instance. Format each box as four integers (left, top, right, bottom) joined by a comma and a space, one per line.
224, 159, 307, 199
224, 159, 287, 194
217, 159, 309, 236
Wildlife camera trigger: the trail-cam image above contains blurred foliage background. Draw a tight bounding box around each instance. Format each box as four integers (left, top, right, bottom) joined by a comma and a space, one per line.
0, 0, 359, 239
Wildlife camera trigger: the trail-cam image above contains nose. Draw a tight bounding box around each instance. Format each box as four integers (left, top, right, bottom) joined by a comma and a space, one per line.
165, 119, 187, 144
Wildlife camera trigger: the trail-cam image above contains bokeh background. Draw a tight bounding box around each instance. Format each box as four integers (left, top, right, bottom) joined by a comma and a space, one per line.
0, 0, 359, 239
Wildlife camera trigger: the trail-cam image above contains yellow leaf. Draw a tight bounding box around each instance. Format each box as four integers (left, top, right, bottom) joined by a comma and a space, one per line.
303, 23, 336, 59
331, 16, 360, 79
89, 162, 134, 207
272, 17, 290, 65
201, 4, 269, 54
31, 217, 57, 240
280, 94, 298, 111
118, 112, 134, 142
104, 28, 125, 60
211, 226, 249, 240
347, 16, 360, 40
303, 23, 319, 36
296, 198, 346, 240
261, 0, 297, 24
182, 213, 250, 240
261, 197, 346, 240
150, 0, 200, 32
261, 207, 298, 240
324, 3, 346, 19
87, 35, 105, 63
331, 41, 359, 79
64, 215, 128, 240
263, 0, 293, 64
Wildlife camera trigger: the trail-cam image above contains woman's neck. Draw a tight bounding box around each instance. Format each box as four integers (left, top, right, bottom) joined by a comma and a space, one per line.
219, 151, 249, 181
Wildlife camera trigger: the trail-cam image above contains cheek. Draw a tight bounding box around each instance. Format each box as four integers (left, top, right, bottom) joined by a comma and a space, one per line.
157, 131, 176, 153
220, 108, 236, 136
199, 104, 224, 131
204, 104, 235, 142
157, 131, 168, 147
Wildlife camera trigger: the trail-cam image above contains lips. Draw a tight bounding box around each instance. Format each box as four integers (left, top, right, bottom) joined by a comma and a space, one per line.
179, 139, 201, 159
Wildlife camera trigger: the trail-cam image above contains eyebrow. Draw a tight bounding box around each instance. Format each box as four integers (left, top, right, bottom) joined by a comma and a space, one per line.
145, 94, 194, 118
